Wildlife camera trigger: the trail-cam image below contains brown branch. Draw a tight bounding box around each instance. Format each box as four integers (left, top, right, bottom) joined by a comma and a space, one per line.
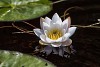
12, 23, 34, 35
0, 26, 13, 29
12, 31, 34, 34
22, 21, 37, 28
88, 22, 100, 26
72, 21, 100, 28
71, 25, 100, 28
12, 23, 26, 32
61, 7, 100, 29
61, 6, 84, 19
61, 13, 69, 20
51, 0, 66, 5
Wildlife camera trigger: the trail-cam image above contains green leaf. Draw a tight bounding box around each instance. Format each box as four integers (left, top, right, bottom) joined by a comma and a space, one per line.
0, 0, 52, 21
0, 50, 55, 67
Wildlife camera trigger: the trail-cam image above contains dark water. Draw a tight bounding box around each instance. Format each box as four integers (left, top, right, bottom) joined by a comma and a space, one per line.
0, 0, 100, 67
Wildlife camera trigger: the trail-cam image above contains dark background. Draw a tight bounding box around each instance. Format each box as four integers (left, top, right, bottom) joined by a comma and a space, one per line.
0, 0, 100, 67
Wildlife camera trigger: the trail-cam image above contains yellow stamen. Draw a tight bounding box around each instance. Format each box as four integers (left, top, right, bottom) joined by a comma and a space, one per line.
47, 29, 63, 40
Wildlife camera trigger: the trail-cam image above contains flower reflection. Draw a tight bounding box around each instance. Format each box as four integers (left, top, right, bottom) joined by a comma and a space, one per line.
34, 13, 77, 57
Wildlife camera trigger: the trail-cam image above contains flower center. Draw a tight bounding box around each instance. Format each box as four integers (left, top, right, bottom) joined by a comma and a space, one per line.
47, 29, 63, 40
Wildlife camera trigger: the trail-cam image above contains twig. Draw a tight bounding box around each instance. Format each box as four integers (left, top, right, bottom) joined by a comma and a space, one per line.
51, 0, 66, 5
12, 23, 34, 35
12, 23, 26, 32
12, 31, 33, 34
61, 13, 69, 19
22, 21, 37, 28
88, 22, 100, 26
61, 7, 100, 29
0, 26, 13, 28
71, 25, 100, 28
61, 6, 84, 19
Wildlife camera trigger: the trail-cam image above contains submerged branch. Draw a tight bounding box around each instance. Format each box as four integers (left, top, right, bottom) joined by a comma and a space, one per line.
12, 23, 26, 33
0, 26, 13, 28
12, 23, 34, 35
71, 25, 100, 28
61, 7, 100, 28
22, 21, 37, 28
61, 6, 84, 19
88, 22, 100, 26
12, 31, 33, 34
51, 0, 66, 4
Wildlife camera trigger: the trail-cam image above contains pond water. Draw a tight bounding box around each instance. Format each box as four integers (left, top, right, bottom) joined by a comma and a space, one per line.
0, 0, 100, 67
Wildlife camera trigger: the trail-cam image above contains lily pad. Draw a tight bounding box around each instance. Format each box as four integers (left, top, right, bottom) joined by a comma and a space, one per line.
0, 50, 55, 67
0, 0, 52, 21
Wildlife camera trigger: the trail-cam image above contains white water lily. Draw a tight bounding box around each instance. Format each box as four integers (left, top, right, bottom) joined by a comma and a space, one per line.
34, 13, 77, 47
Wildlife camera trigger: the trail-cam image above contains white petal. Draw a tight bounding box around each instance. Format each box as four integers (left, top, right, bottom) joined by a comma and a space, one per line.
52, 13, 62, 23
51, 43, 61, 47
46, 37, 55, 43
62, 39, 72, 46
67, 17, 71, 28
44, 30, 48, 36
62, 33, 70, 42
43, 22, 50, 31
40, 17, 45, 29
56, 20, 62, 27
51, 23, 59, 30
45, 17, 51, 25
33, 29, 44, 37
62, 29, 66, 35
46, 36, 63, 43
40, 34, 47, 43
50, 22, 62, 30
68, 27, 77, 36
62, 19, 68, 32
55, 37, 63, 42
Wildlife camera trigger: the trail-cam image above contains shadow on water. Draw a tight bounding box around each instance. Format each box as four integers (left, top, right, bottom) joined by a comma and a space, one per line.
0, 0, 100, 67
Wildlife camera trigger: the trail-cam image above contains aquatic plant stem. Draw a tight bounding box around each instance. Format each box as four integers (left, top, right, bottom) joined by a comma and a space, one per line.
0, 26, 13, 28
71, 25, 100, 28
88, 22, 100, 26
61, 6, 100, 28
22, 21, 37, 28
51, 0, 66, 4
12, 31, 33, 34
12, 23, 34, 35
61, 6, 84, 19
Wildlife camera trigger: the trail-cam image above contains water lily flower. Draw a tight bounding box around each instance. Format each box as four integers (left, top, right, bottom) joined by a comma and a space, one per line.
34, 13, 77, 47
